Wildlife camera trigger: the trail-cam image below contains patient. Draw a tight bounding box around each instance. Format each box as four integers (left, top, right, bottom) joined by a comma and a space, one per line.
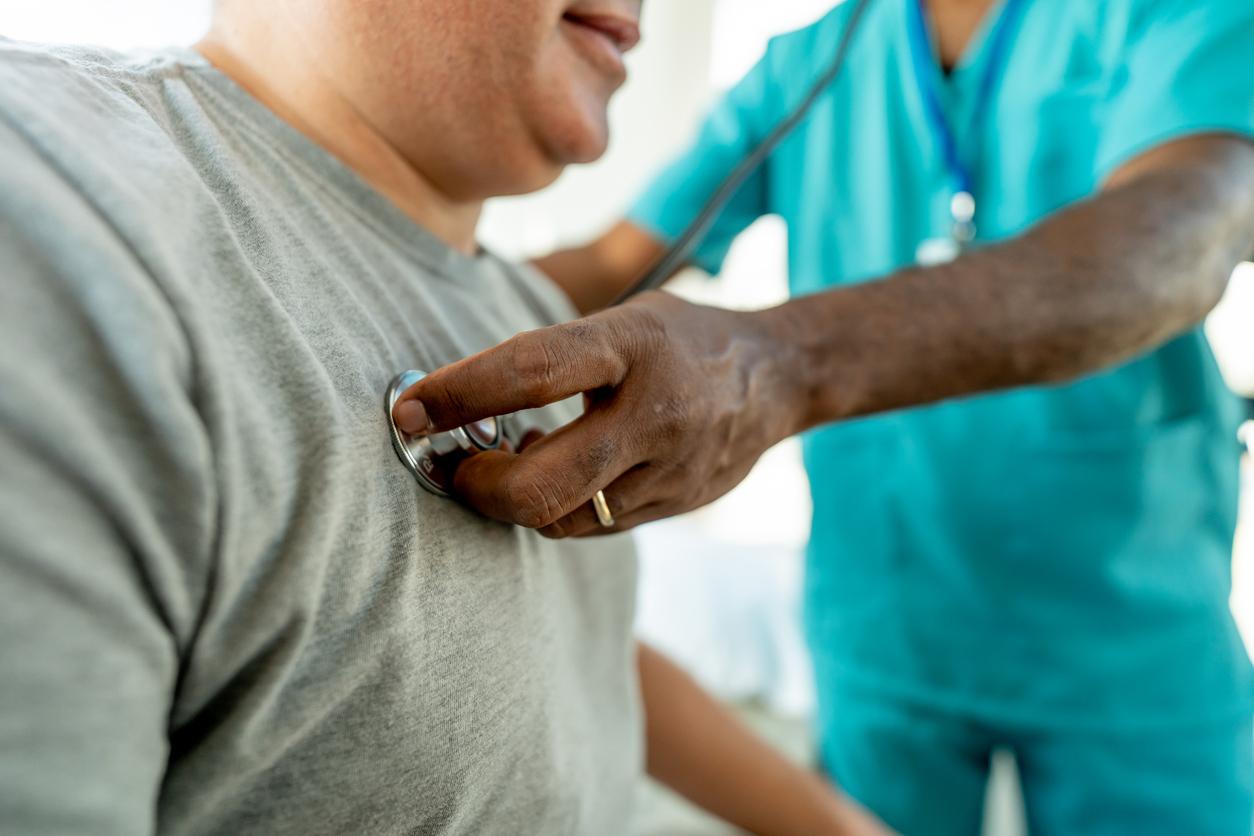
0, 1, 883, 834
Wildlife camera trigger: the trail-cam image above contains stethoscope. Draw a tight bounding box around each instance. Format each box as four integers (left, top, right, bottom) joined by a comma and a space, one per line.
385, 370, 503, 497
385, 368, 618, 526
908, 0, 1028, 266
385, 0, 1023, 518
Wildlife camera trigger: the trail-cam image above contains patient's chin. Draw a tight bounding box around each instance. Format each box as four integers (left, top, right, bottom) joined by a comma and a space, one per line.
559, 123, 610, 165
496, 160, 567, 198
543, 98, 611, 165
489, 83, 612, 196
520, 55, 619, 167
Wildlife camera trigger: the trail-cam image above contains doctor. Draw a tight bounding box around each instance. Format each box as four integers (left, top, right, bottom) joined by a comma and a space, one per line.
394, 1, 1254, 832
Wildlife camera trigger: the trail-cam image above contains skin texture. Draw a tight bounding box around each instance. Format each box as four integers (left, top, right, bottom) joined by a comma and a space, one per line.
203, 2, 890, 832
393, 135, 1254, 538
199, 0, 642, 251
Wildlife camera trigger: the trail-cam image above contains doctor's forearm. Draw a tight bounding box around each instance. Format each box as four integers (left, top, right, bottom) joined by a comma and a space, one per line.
766, 137, 1254, 431
394, 141, 1253, 539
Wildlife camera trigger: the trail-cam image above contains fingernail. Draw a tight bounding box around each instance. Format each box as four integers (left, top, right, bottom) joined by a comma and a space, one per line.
394, 400, 430, 435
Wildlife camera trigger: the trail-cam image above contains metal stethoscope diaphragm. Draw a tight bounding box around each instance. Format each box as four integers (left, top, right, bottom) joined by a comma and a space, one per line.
385, 369, 617, 528
385, 370, 504, 497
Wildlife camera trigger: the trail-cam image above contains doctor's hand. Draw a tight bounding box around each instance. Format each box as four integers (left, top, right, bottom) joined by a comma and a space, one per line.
392, 291, 804, 536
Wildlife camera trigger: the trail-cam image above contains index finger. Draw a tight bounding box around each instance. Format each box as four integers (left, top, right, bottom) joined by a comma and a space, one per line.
392, 319, 628, 435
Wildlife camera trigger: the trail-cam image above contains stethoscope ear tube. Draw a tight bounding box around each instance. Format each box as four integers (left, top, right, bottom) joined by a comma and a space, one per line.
610, 0, 878, 307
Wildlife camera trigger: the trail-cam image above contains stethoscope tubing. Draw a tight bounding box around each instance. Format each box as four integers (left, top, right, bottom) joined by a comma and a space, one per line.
611, 0, 877, 306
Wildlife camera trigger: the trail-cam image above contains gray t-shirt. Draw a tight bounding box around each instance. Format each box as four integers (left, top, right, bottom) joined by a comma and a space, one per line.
0, 40, 641, 835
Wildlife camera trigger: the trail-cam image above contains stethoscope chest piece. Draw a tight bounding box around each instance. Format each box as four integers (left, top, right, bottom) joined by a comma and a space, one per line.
386, 369, 503, 496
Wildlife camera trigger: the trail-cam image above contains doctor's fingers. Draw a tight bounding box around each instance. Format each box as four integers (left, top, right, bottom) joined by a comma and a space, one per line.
517, 428, 548, 452
394, 319, 631, 435
498, 426, 546, 455
565, 502, 671, 539
451, 411, 644, 529
539, 465, 677, 538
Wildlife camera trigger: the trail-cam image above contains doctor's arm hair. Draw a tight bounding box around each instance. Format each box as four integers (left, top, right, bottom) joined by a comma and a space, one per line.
767, 134, 1254, 430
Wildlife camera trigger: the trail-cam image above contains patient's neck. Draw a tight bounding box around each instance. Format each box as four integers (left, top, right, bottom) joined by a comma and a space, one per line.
195, 24, 482, 255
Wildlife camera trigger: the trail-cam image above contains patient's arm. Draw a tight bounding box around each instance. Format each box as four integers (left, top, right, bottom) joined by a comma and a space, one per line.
637, 643, 890, 836
533, 221, 666, 315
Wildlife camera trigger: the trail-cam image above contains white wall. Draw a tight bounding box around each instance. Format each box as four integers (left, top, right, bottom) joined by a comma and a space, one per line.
0, 0, 210, 48
1209, 263, 1254, 398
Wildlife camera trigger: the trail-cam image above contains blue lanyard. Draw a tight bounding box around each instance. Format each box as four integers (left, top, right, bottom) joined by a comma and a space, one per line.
905, 0, 1028, 240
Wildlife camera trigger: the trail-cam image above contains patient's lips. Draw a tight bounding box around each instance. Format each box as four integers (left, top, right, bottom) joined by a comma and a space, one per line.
561, 2, 642, 81
562, 11, 641, 54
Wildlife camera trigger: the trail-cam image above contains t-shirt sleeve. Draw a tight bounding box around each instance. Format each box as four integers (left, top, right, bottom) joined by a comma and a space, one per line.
1097, 0, 1254, 177
626, 46, 781, 276
0, 119, 213, 834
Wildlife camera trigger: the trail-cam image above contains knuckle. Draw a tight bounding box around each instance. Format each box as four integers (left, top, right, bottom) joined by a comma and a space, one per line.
434, 382, 476, 426
581, 435, 619, 476
588, 326, 628, 382
510, 334, 560, 403
565, 316, 625, 384
563, 319, 599, 343
502, 469, 565, 529
649, 396, 692, 442
626, 304, 669, 355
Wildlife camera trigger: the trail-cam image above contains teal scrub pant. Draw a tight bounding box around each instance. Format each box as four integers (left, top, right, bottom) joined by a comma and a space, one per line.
819, 688, 1254, 836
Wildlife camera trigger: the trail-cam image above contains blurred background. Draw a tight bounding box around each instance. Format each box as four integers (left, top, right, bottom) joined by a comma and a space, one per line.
4, 3, 1251, 833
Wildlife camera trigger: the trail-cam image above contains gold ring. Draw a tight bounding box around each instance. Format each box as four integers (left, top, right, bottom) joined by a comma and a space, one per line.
592, 490, 615, 528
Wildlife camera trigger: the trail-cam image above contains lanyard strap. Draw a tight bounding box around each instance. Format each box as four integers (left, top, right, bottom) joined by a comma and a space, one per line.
906, 0, 1028, 232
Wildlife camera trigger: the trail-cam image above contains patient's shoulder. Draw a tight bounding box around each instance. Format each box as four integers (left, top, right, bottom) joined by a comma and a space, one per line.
0, 40, 208, 210
0, 39, 183, 139
0, 41, 240, 285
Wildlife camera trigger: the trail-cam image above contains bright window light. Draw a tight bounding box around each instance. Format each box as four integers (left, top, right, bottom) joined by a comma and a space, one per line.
0, 1, 210, 50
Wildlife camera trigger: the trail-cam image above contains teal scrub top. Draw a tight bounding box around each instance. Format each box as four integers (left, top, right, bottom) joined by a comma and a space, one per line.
629, 0, 1254, 730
